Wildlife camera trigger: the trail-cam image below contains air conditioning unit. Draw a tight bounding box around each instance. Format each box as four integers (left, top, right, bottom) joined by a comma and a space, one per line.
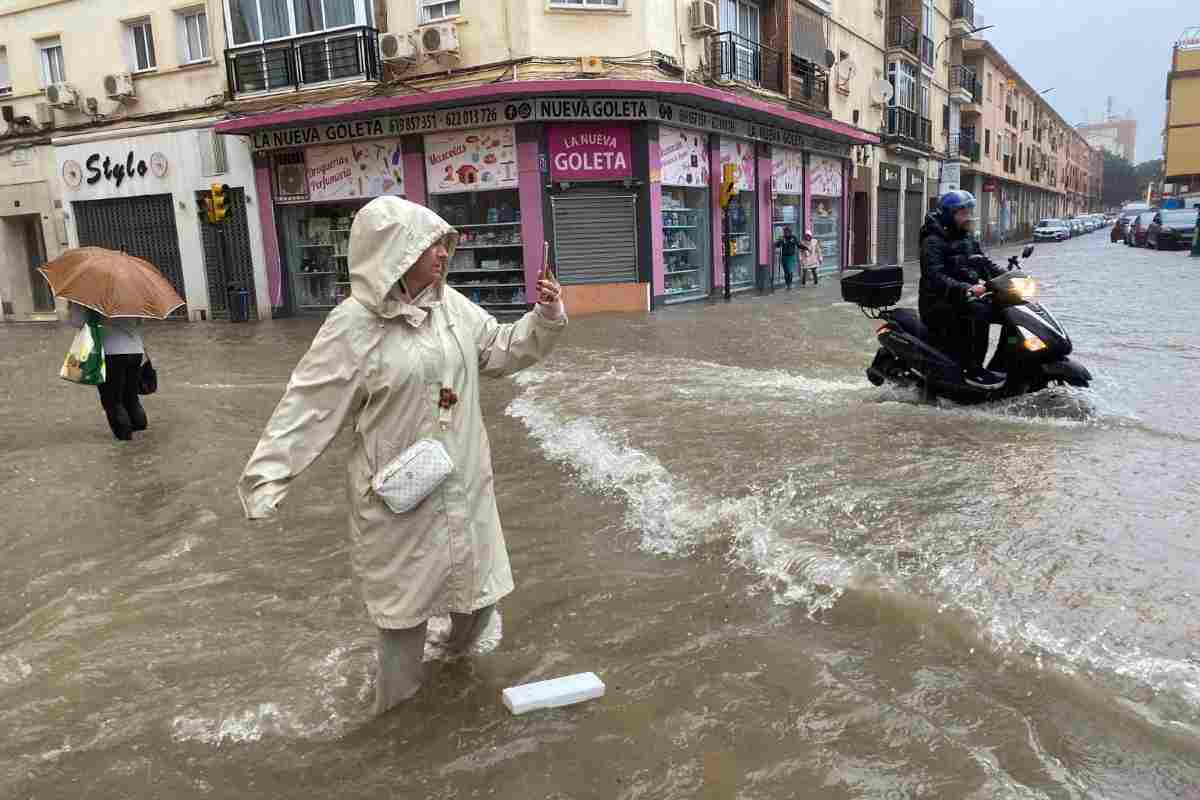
45, 82, 78, 109
419, 22, 460, 57
689, 0, 718, 35
104, 72, 135, 100
379, 32, 417, 63
35, 102, 54, 127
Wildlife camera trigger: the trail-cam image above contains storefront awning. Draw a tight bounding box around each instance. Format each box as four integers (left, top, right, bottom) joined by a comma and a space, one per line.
213, 79, 878, 152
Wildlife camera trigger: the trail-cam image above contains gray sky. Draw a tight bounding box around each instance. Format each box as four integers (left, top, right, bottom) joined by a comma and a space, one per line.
976, 0, 1190, 163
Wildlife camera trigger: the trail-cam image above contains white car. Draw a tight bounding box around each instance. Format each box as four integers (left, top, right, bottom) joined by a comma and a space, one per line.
1034, 218, 1071, 242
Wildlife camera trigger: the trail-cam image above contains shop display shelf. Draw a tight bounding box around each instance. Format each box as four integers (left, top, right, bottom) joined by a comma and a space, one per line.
454, 222, 521, 228
664, 268, 699, 276
300, 243, 336, 249
299, 303, 336, 309
450, 282, 526, 289
663, 247, 698, 253
480, 302, 530, 309
661, 207, 700, 212
665, 287, 700, 295
299, 271, 339, 277
456, 244, 524, 250
662, 225, 697, 230
450, 267, 525, 274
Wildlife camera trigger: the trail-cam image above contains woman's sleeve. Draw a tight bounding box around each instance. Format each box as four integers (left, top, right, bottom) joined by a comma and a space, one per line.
474, 301, 567, 378
238, 307, 368, 519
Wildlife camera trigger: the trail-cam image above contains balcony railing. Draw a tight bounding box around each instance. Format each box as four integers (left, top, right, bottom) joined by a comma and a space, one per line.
790, 57, 830, 113
883, 107, 932, 150
948, 132, 979, 161
952, 0, 974, 26
949, 64, 977, 97
226, 26, 380, 96
708, 31, 784, 93
887, 16, 919, 57
922, 36, 934, 68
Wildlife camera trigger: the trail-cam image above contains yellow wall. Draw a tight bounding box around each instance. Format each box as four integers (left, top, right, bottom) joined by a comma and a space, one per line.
0, 0, 226, 125
1176, 48, 1200, 71
1167, 128, 1200, 177
828, 0, 885, 135
1169, 76, 1200, 127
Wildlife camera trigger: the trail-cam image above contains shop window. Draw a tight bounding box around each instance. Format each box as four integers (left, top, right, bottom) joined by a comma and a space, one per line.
660, 126, 712, 301
38, 37, 65, 86
177, 7, 211, 63
126, 19, 157, 73
420, 0, 461, 22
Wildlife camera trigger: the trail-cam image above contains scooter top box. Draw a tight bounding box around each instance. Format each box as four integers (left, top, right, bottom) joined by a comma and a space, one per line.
841, 266, 903, 308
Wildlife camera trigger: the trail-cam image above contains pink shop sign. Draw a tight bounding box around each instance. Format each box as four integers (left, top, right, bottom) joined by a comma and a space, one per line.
548, 123, 632, 181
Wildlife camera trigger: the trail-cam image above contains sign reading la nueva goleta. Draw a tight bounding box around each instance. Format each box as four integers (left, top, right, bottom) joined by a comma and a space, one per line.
244, 96, 851, 157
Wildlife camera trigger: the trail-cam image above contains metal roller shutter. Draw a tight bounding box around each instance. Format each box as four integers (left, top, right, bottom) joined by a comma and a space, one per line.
550, 194, 638, 285
904, 189, 924, 263
877, 188, 900, 266
74, 194, 188, 316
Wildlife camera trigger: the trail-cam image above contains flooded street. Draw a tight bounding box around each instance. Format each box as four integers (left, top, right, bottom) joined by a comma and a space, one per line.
4, 232, 1200, 798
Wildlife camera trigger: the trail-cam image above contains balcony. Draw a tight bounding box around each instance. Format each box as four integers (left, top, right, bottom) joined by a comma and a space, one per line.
922, 36, 934, 69
790, 57, 830, 114
708, 31, 784, 94
883, 107, 933, 151
949, 131, 979, 162
949, 64, 977, 104
226, 26, 380, 96
887, 16, 919, 60
951, 0, 975, 37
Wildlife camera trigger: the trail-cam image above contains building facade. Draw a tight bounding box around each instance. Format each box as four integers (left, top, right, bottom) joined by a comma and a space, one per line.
0, 0, 270, 322
1078, 117, 1137, 163
1163, 26, 1200, 208
957, 37, 1099, 245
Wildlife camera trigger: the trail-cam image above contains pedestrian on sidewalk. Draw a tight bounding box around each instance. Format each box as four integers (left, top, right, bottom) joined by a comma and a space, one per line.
800, 230, 823, 285
69, 302, 147, 441
774, 225, 801, 289
238, 196, 567, 715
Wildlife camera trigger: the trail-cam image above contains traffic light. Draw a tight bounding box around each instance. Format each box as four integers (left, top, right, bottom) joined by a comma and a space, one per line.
719, 163, 738, 208
209, 183, 228, 224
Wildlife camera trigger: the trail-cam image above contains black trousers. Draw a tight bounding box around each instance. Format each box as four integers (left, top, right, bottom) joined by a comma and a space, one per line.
921, 301, 994, 370
97, 354, 147, 440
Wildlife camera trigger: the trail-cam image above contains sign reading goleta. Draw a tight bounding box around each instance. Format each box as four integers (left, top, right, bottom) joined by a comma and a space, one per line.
246, 96, 849, 156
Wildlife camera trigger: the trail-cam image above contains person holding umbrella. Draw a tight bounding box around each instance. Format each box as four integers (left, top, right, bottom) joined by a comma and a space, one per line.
238, 196, 567, 714
40, 247, 184, 441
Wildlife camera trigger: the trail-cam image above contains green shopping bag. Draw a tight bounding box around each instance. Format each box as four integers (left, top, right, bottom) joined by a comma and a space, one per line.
60, 314, 106, 385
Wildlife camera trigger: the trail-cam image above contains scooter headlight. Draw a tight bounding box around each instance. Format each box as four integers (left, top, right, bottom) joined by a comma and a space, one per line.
1007, 277, 1037, 300
1018, 326, 1047, 352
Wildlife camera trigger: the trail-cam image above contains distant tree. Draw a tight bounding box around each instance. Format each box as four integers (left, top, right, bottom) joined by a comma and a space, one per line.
1135, 158, 1164, 198
1102, 151, 1137, 207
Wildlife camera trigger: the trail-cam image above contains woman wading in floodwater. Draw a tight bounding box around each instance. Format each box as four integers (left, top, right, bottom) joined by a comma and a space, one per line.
239, 196, 566, 713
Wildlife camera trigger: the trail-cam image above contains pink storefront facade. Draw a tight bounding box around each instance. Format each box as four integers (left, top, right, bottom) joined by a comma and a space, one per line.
214, 81, 877, 317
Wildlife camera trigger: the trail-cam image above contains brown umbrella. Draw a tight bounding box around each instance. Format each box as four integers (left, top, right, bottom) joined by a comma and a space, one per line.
38, 247, 185, 319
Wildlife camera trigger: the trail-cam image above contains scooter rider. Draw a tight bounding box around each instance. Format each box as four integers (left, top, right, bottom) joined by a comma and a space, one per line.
919, 190, 1007, 389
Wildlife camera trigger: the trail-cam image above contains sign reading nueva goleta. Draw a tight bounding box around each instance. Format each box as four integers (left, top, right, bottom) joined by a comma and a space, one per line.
245, 96, 852, 157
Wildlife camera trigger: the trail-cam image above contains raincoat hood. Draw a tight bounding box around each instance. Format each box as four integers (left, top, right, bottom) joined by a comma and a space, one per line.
348, 196, 458, 320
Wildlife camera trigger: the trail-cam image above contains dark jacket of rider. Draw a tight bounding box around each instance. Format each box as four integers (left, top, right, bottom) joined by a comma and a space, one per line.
918, 211, 1005, 319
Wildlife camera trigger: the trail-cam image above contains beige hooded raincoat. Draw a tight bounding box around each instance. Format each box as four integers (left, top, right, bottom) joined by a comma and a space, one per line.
238, 197, 566, 630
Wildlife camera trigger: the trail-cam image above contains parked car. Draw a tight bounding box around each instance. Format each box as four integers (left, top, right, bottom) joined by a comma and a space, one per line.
1034, 218, 1072, 242
1126, 211, 1155, 247
1122, 202, 1155, 218
1070, 219, 1085, 236
1146, 209, 1199, 250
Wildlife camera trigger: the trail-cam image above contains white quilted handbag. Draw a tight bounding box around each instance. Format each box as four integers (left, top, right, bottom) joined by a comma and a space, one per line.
372, 439, 454, 514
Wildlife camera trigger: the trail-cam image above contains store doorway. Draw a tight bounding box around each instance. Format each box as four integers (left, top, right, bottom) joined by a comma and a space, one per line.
550, 189, 638, 287
21, 216, 55, 312
877, 188, 900, 265
851, 191, 871, 266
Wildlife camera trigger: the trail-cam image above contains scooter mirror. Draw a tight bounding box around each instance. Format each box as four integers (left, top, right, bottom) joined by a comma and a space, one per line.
1022, 245, 1035, 259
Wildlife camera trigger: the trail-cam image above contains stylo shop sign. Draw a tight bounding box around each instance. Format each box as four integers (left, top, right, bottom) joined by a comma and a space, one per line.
84, 151, 164, 187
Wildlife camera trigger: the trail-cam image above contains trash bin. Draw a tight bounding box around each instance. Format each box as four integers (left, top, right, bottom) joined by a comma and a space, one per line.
227, 282, 250, 323
756, 262, 773, 293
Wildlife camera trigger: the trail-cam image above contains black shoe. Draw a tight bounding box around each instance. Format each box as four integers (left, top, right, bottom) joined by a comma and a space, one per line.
963, 366, 1006, 389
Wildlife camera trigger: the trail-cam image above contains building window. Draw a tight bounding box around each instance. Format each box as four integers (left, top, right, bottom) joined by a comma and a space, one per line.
0, 46, 10, 95
985, 128, 991, 155
888, 59, 917, 110
549, 0, 623, 7
227, 0, 371, 45
127, 19, 157, 72
986, 72, 991, 100
420, 0, 460, 21
38, 37, 65, 85
178, 7, 211, 63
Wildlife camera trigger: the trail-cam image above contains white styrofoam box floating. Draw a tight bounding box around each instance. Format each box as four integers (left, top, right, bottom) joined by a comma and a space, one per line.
501, 672, 606, 715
